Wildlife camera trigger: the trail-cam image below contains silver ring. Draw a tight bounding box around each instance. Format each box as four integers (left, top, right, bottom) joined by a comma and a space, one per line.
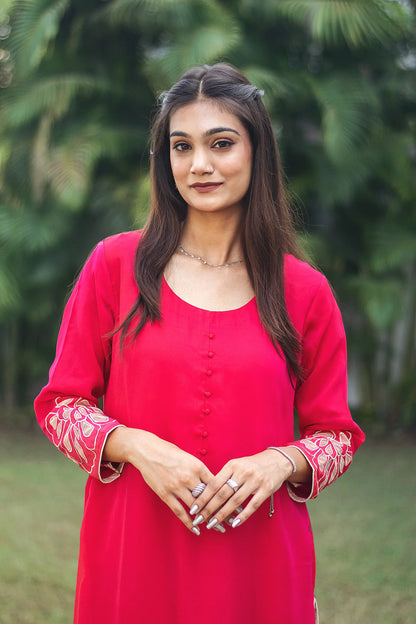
226, 478, 240, 493
191, 482, 206, 498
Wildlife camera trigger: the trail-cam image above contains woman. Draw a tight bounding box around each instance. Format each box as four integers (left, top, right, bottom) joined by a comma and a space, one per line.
35, 63, 364, 624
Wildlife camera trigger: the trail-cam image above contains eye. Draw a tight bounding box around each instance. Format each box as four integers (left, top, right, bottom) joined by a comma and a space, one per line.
212, 139, 234, 149
172, 142, 191, 152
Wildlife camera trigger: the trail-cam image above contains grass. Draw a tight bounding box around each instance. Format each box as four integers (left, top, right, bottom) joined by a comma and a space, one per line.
1, 429, 415, 623
309, 439, 416, 623
0, 429, 85, 624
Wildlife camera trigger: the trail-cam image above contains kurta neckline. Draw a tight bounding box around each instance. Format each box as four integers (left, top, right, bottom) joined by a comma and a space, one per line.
162, 275, 256, 314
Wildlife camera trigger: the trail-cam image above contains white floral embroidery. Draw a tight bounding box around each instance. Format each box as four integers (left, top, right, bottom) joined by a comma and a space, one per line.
45, 397, 111, 475
298, 430, 353, 496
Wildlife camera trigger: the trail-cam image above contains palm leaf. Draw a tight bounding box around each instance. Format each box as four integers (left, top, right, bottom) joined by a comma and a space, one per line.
93, 0, 193, 28
0, 204, 63, 251
242, 66, 294, 108
10, 0, 70, 78
274, 0, 407, 47
0, 0, 15, 21
142, 0, 240, 88
1, 74, 113, 126
144, 24, 241, 89
46, 123, 146, 209
310, 75, 379, 165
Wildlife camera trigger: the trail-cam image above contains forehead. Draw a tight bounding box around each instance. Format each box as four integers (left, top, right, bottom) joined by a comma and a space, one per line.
169, 99, 246, 135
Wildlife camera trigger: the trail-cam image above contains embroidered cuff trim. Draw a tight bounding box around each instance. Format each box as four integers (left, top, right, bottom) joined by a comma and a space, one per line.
287, 431, 353, 502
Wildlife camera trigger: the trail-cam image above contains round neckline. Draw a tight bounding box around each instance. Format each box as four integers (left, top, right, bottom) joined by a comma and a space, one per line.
163, 276, 256, 314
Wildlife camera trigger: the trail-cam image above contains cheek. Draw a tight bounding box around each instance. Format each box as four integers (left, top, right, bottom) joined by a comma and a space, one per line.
170, 157, 186, 186
226, 146, 252, 183
228, 159, 252, 188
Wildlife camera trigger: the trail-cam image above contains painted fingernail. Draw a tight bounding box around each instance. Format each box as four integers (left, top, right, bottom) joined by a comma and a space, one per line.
190, 504, 199, 515
192, 526, 201, 536
232, 518, 241, 528
236, 506, 243, 513
193, 514, 204, 527
227, 516, 235, 526
214, 523, 226, 533
206, 518, 218, 530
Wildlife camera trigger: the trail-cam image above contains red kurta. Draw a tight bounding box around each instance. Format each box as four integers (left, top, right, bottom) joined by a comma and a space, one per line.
34, 231, 364, 624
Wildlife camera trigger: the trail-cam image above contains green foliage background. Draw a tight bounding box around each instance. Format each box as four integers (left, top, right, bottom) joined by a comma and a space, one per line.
0, 0, 415, 431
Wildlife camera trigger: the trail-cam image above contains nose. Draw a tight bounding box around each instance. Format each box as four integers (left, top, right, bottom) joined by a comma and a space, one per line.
190, 148, 214, 175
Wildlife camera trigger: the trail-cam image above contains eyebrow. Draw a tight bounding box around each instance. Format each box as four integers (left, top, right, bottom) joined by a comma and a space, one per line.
169, 127, 241, 139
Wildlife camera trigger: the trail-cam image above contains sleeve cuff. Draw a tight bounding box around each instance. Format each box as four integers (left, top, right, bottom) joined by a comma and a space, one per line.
97, 425, 126, 483
285, 431, 354, 501
44, 397, 125, 481
285, 445, 315, 502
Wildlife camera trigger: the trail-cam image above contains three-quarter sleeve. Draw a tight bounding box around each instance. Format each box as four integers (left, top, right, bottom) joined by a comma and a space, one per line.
34, 241, 124, 483
288, 274, 364, 501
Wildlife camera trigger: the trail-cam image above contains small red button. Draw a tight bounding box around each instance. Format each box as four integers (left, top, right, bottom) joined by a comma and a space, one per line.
208, 351, 214, 358
206, 369, 213, 376
202, 431, 208, 438
199, 448, 207, 456
209, 333, 215, 340
204, 391, 212, 398
203, 408, 211, 415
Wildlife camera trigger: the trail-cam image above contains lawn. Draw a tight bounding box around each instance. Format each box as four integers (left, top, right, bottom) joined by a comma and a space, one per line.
0, 429, 415, 623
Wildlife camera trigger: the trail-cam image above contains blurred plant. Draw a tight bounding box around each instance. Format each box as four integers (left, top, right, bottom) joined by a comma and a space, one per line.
0, 0, 415, 430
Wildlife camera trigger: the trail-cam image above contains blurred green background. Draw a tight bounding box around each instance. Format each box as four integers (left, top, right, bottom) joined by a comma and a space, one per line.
0, 1, 415, 622
1, 0, 415, 431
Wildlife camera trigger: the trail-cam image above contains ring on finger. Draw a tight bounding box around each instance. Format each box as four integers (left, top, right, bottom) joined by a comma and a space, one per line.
226, 478, 240, 493
191, 482, 206, 498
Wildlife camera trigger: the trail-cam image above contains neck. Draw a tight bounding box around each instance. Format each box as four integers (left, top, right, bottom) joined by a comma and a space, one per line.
180, 210, 244, 266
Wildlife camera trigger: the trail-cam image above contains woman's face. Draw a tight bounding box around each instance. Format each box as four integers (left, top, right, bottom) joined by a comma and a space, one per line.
169, 99, 252, 217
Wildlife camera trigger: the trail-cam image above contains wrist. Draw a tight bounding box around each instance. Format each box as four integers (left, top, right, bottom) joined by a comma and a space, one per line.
267, 446, 296, 480
103, 426, 140, 464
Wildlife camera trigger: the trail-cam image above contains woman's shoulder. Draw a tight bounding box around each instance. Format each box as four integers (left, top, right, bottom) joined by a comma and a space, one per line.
284, 254, 325, 288
83, 230, 142, 284
102, 230, 142, 259
284, 254, 332, 310
92, 230, 141, 271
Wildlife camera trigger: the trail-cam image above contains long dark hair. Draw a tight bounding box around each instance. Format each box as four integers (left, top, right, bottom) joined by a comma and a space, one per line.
119, 63, 304, 379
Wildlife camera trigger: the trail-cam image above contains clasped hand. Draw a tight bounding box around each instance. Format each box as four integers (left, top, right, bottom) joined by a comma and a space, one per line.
126, 430, 293, 535
189, 451, 293, 533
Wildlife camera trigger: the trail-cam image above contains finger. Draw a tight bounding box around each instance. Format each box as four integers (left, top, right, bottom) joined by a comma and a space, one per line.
192, 480, 236, 523
229, 491, 269, 528
225, 505, 243, 526
189, 465, 235, 515
178, 464, 215, 511
193, 484, 251, 529
165, 494, 203, 535
190, 482, 207, 498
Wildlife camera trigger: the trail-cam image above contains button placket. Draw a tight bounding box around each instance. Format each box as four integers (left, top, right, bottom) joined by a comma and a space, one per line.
200, 330, 216, 454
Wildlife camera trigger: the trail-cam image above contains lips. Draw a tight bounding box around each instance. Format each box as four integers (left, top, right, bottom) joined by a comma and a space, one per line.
190, 182, 223, 193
